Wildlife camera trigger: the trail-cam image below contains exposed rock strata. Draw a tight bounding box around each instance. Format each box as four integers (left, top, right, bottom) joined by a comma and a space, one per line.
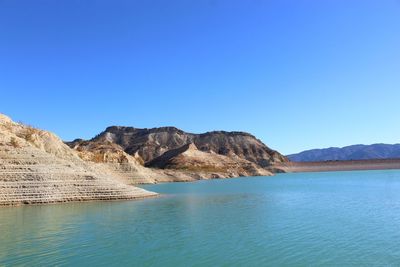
76, 126, 287, 166
0, 112, 287, 206
0, 114, 157, 206
68, 126, 287, 181
148, 143, 272, 177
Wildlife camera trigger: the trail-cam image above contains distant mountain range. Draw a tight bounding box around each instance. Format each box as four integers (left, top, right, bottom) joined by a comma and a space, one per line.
288, 144, 400, 162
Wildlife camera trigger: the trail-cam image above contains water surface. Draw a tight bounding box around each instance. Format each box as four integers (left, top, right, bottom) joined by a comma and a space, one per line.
1, 170, 400, 266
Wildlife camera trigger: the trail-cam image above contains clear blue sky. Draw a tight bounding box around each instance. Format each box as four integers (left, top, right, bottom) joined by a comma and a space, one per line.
1, 0, 399, 154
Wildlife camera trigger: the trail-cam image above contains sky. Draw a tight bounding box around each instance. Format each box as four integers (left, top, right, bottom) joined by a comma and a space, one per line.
1, 0, 399, 155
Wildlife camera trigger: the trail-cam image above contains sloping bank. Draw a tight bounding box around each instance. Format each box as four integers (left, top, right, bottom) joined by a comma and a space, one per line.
0, 114, 157, 206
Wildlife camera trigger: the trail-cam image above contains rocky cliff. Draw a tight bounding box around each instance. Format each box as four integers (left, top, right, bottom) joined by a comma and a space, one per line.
67, 126, 287, 180
0, 114, 157, 206
148, 143, 272, 177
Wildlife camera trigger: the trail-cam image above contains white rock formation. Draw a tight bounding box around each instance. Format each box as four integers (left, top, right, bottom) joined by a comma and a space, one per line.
0, 114, 157, 206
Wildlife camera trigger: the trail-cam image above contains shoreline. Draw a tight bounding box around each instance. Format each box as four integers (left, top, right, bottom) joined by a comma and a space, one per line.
0, 191, 159, 208
3, 161, 400, 207
276, 158, 400, 173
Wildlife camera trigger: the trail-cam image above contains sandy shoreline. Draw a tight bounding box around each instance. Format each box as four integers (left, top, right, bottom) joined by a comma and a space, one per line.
276, 159, 400, 173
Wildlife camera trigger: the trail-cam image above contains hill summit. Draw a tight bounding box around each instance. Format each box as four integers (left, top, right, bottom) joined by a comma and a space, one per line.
67, 125, 287, 180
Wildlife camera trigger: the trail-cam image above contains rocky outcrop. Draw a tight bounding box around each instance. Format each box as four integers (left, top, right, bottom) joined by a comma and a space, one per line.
68, 126, 287, 169
148, 143, 272, 178
0, 113, 288, 206
0, 114, 157, 206
67, 126, 287, 181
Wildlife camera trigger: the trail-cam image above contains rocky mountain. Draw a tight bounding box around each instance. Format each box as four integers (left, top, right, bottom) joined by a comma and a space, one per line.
67, 126, 287, 179
0, 114, 156, 206
148, 143, 272, 177
69, 126, 286, 165
288, 143, 400, 162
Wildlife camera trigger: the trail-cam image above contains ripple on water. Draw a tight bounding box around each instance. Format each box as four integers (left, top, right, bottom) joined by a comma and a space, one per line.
2, 170, 400, 266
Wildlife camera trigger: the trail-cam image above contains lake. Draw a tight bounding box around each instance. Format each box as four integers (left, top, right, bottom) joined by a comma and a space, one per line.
1, 170, 400, 266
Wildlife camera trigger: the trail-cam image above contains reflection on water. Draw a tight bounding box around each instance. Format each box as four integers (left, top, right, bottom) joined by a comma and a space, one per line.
2, 170, 400, 266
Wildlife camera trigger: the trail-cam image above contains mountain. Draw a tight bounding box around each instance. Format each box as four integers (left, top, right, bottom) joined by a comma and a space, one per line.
147, 143, 272, 177
67, 126, 287, 179
288, 144, 400, 162
0, 114, 156, 206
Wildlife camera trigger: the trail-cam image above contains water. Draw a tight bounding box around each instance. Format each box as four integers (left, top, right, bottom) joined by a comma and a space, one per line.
2, 170, 400, 266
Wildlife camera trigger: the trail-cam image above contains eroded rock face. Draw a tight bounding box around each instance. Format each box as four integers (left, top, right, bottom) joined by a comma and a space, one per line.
0, 114, 157, 206
193, 131, 287, 167
68, 126, 287, 167
148, 143, 272, 177
67, 125, 287, 179
0, 113, 288, 206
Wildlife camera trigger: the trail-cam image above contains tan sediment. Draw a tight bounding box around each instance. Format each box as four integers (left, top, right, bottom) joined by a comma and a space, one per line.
0, 114, 157, 206
2, 112, 336, 206
69, 135, 276, 184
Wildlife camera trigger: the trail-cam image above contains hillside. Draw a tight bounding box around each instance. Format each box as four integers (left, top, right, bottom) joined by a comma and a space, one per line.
148, 143, 272, 177
67, 126, 287, 178
0, 114, 157, 206
288, 144, 400, 162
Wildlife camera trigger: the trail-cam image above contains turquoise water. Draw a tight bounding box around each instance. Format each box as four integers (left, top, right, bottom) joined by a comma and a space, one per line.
2, 170, 400, 266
